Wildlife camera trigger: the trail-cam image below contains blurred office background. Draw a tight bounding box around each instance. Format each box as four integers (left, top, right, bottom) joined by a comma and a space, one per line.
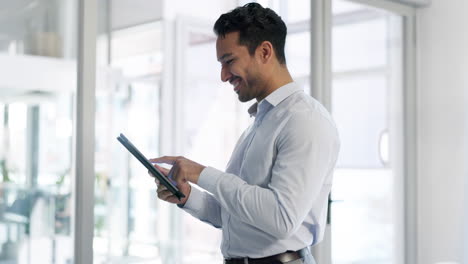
0, 0, 466, 264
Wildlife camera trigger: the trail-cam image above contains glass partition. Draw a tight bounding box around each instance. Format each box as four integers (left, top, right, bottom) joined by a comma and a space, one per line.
0, 0, 77, 263
330, 1, 405, 263
93, 21, 163, 263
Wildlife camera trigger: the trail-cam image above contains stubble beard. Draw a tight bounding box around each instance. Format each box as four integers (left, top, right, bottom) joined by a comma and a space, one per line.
237, 77, 258, 103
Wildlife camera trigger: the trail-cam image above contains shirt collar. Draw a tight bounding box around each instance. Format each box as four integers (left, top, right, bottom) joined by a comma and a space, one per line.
247, 82, 302, 117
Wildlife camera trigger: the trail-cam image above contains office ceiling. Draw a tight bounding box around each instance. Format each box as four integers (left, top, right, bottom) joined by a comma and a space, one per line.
0, 0, 163, 44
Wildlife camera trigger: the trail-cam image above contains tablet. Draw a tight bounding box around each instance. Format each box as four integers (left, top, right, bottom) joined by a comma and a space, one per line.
116, 133, 185, 201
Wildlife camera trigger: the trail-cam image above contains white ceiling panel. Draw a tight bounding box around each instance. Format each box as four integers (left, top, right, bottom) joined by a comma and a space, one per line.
111, 0, 162, 30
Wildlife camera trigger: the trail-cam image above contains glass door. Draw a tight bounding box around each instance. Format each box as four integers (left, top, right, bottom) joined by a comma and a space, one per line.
330, 1, 405, 263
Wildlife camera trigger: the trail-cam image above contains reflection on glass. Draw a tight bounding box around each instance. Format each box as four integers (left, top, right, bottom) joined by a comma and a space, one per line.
0, 0, 76, 263
93, 22, 162, 264
330, 1, 404, 263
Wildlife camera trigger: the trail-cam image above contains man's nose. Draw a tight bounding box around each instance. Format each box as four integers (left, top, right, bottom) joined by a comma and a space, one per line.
221, 66, 232, 82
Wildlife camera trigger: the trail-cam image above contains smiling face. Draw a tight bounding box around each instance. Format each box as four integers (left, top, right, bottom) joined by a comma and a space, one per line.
216, 31, 265, 102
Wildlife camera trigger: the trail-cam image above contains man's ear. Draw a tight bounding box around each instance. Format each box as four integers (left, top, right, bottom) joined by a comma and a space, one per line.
256, 41, 274, 64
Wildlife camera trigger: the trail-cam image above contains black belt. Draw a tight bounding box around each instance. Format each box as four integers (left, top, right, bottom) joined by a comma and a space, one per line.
224, 247, 309, 264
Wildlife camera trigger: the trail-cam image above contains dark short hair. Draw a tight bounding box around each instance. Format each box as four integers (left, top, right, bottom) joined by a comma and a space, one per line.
213, 2, 287, 64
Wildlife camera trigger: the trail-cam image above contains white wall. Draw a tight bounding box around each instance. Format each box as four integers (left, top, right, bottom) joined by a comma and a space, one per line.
416, 0, 468, 263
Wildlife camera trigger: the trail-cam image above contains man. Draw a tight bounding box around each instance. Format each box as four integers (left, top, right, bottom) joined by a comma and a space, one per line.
151, 3, 340, 264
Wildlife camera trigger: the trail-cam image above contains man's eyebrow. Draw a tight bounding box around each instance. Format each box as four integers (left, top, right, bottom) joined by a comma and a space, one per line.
218, 53, 233, 62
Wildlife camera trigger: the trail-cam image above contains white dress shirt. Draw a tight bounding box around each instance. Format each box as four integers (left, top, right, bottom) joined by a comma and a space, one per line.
181, 82, 340, 258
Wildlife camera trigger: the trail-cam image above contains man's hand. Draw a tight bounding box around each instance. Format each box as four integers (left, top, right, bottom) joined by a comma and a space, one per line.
149, 156, 205, 205
150, 163, 192, 205
150, 156, 206, 184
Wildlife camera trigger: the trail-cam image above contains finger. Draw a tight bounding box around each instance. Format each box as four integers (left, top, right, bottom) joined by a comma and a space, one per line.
157, 186, 177, 201
157, 184, 169, 195
167, 165, 177, 181
153, 164, 170, 176
158, 189, 174, 201
149, 156, 179, 165
157, 184, 167, 192
154, 178, 160, 186
172, 165, 186, 185
148, 170, 157, 178
166, 196, 181, 203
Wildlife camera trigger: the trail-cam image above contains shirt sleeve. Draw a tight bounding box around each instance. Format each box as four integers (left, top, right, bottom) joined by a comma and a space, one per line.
178, 183, 222, 229
197, 111, 340, 239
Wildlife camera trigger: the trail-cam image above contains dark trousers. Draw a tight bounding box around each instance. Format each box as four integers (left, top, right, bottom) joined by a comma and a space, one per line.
223, 249, 317, 264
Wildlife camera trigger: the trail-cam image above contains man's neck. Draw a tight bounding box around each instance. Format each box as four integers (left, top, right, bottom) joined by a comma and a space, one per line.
256, 67, 293, 102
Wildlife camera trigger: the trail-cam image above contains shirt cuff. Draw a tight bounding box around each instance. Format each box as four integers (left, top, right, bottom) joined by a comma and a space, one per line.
178, 185, 202, 210
197, 166, 223, 194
